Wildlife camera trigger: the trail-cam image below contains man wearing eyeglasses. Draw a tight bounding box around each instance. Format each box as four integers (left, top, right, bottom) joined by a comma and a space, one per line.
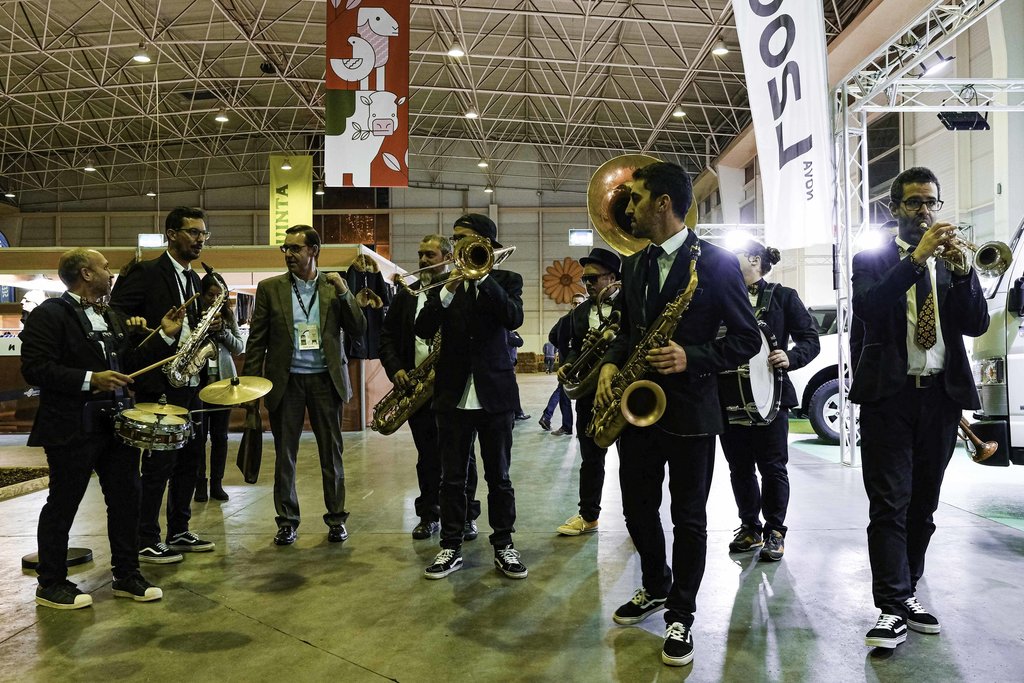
111, 206, 218, 565
243, 225, 366, 547
850, 167, 989, 650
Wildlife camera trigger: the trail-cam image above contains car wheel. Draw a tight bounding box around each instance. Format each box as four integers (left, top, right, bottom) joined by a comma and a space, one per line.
808, 379, 843, 443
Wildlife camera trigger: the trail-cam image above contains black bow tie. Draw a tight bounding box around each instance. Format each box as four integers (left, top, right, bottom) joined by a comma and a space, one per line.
80, 298, 109, 314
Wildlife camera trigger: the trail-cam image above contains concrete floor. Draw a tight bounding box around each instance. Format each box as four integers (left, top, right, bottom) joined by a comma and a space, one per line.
1, 373, 1023, 682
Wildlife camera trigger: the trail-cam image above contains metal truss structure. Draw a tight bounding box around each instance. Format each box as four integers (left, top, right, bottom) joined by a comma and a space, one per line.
0, 0, 874, 208
833, 0, 1020, 466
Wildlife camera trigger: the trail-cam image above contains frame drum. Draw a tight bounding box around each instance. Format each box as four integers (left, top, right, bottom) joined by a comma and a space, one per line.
718, 321, 784, 426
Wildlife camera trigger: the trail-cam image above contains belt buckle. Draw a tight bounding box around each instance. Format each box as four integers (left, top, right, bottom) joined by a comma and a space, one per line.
914, 374, 931, 389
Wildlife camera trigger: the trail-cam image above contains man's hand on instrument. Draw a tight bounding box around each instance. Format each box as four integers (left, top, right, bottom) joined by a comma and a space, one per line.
595, 363, 618, 406
393, 369, 412, 391
325, 271, 350, 295
125, 316, 151, 334
443, 270, 462, 293
556, 365, 569, 383
647, 341, 687, 374
159, 306, 185, 338
913, 221, 957, 264
91, 370, 132, 392
768, 349, 790, 369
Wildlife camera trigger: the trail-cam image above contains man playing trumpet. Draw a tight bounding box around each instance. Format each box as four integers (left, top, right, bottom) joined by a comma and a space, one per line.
851, 167, 990, 650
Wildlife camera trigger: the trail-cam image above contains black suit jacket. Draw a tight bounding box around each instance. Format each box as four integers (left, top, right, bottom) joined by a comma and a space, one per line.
751, 281, 820, 409
379, 283, 422, 379
414, 270, 524, 413
849, 238, 989, 408
110, 252, 203, 396
603, 232, 761, 435
20, 295, 175, 448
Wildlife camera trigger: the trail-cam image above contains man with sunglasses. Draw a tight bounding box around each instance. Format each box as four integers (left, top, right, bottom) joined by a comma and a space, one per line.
243, 225, 366, 546
555, 247, 621, 536
850, 167, 989, 650
111, 206, 218, 564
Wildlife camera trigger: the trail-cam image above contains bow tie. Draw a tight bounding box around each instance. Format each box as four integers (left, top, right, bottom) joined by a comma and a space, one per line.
80, 298, 109, 314
747, 283, 760, 296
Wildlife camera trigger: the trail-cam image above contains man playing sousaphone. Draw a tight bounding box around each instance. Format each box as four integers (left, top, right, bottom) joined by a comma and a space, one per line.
555, 247, 622, 536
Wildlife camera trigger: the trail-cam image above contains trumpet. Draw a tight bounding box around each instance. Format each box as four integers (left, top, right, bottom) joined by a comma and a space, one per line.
927, 222, 1012, 277
393, 235, 515, 295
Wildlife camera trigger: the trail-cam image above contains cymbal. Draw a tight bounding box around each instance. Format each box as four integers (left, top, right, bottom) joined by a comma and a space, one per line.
199, 376, 273, 406
134, 402, 189, 416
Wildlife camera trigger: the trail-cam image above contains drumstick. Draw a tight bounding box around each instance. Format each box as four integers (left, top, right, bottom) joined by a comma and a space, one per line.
134, 294, 200, 348
127, 353, 181, 379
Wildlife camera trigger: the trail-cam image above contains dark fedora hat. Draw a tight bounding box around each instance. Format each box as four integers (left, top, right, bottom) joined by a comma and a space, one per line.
580, 247, 621, 277
453, 213, 501, 246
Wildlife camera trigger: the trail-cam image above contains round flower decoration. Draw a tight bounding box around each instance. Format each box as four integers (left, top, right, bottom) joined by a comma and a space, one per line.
543, 257, 586, 305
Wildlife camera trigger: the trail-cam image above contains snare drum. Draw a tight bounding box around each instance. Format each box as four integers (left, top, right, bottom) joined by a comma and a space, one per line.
718, 321, 784, 426
114, 409, 192, 450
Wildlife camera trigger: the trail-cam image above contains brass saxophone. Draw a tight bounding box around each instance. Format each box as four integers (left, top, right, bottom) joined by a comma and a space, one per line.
563, 282, 621, 399
370, 332, 440, 435
164, 263, 228, 388
587, 245, 700, 449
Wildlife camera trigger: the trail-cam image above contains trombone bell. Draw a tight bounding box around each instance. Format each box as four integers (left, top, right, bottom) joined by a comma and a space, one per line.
392, 235, 516, 295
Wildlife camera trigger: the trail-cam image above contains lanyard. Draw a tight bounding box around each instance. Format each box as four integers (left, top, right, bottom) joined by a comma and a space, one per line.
291, 277, 319, 322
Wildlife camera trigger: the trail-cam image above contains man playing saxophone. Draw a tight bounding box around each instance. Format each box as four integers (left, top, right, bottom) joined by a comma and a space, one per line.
594, 162, 760, 667
378, 234, 481, 541
554, 247, 621, 536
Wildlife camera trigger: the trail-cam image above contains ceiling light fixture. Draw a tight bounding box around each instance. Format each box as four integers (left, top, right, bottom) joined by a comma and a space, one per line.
672, 105, 686, 118
214, 108, 229, 123
132, 42, 152, 64
83, 158, 97, 172
712, 39, 729, 56
3, 191, 14, 199
447, 42, 465, 58
464, 108, 479, 120
484, 184, 494, 194
146, 190, 157, 197
923, 51, 955, 77
315, 183, 325, 196
477, 159, 489, 168
280, 158, 292, 170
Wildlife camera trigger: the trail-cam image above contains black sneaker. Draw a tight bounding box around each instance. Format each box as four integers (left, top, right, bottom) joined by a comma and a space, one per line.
662, 622, 694, 667
424, 548, 463, 579
274, 525, 297, 546
463, 520, 478, 541
903, 597, 940, 634
412, 520, 440, 540
328, 524, 348, 543
493, 544, 528, 579
35, 581, 92, 610
613, 587, 667, 625
167, 531, 215, 552
139, 542, 184, 564
729, 525, 763, 552
112, 574, 163, 602
759, 530, 785, 561
865, 612, 907, 648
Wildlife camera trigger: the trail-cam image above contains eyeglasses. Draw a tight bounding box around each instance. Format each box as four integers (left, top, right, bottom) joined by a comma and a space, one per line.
176, 228, 211, 240
581, 274, 606, 284
900, 198, 943, 211
279, 244, 307, 254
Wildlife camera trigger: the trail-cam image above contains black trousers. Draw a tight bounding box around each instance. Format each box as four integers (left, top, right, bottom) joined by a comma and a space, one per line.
618, 426, 715, 627
574, 395, 608, 523
436, 408, 516, 549
269, 372, 348, 529
137, 386, 204, 547
408, 405, 480, 523
860, 378, 960, 612
38, 434, 140, 587
199, 402, 230, 481
719, 409, 790, 535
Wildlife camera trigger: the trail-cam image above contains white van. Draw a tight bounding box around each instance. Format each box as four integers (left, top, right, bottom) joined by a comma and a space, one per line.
787, 306, 843, 443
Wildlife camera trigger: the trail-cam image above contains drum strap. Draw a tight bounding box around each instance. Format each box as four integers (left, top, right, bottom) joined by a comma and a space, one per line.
755, 283, 780, 321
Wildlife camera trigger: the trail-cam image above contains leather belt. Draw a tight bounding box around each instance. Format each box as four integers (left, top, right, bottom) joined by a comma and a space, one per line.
908, 373, 943, 389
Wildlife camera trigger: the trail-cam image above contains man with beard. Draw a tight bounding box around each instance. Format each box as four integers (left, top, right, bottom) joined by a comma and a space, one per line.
379, 234, 480, 540
851, 167, 989, 649
111, 207, 218, 564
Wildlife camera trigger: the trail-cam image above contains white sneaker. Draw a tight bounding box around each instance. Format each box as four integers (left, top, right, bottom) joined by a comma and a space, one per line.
556, 514, 599, 536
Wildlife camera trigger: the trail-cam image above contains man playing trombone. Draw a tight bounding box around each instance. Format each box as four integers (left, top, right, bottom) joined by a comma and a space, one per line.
415, 214, 528, 580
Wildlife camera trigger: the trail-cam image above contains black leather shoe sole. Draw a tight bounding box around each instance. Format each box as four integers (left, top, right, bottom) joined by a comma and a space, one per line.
274, 528, 297, 546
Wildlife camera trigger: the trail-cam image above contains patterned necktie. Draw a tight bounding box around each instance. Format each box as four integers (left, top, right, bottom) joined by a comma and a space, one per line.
644, 245, 664, 323
915, 273, 937, 349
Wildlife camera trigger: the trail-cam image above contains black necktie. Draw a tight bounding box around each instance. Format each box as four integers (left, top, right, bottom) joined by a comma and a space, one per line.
183, 270, 198, 325
645, 245, 664, 323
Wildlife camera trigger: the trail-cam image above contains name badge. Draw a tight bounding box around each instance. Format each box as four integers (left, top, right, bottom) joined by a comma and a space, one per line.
298, 323, 321, 350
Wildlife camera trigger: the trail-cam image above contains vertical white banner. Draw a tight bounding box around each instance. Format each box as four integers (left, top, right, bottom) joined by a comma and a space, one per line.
733, 0, 834, 249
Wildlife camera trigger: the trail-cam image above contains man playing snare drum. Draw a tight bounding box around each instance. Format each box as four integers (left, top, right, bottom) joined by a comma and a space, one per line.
20, 248, 183, 609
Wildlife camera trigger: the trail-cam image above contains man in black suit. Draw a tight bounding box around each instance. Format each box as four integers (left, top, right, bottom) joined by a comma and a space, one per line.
595, 162, 760, 667
22, 248, 183, 608
851, 167, 989, 650
379, 234, 480, 541
555, 247, 621, 535
415, 214, 528, 580
111, 206, 217, 564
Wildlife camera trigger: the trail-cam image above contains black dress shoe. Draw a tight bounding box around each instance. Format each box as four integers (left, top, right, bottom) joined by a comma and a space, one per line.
274, 525, 297, 546
194, 478, 208, 503
515, 412, 531, 421
328, 524, 348, 543
538, 417, 551, 430
412, 520, 440, 540
463, 520, 479, 541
